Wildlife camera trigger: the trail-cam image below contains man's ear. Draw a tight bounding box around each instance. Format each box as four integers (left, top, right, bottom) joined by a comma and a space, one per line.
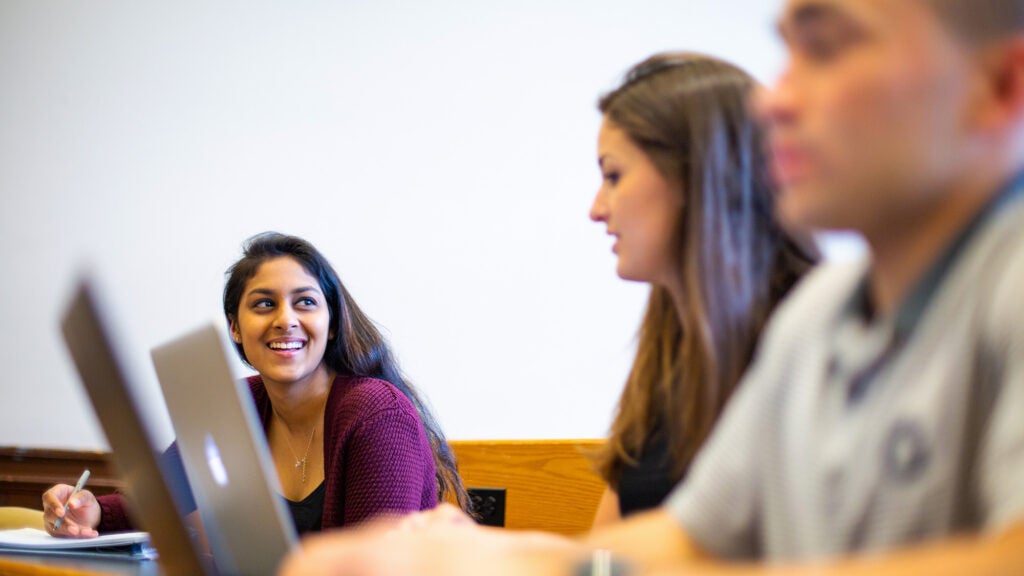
975, 37, 1024, 130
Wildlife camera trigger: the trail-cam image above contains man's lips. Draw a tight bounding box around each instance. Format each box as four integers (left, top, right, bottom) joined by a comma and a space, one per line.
769, 142, 813, 186
605, 230, 619, 254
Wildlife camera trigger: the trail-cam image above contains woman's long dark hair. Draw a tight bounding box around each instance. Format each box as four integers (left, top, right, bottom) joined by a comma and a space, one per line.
223, 232, 470, 511
595, 53, 818, 487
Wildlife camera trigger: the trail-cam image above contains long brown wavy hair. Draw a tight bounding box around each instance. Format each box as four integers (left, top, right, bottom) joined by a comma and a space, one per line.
224, 232, 471, 512
595, 53, 818, 487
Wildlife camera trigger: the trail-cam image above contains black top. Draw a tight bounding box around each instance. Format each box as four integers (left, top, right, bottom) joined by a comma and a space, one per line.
285, 481, 326, 535
616, 428, 680, 517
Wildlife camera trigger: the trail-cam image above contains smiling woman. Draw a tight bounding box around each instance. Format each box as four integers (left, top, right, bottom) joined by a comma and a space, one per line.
230, 257, 335, 397
41, 232, 469, 538
221, 232, 470, 527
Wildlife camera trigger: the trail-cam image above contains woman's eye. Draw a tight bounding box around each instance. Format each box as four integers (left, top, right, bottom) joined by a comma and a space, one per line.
252, 299, 274, 309
603, 171, 620, 186
296, 297, 317, 308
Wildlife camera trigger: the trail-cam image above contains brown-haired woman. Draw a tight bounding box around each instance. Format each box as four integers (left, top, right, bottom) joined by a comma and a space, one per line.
275, 51, 819, 575
589, 52, 817, 524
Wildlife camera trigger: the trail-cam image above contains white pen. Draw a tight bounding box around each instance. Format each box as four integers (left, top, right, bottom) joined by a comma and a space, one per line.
53, 469, 90, 530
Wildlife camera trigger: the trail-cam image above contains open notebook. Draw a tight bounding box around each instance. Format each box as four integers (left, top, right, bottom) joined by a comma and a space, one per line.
0, 528, 155, 560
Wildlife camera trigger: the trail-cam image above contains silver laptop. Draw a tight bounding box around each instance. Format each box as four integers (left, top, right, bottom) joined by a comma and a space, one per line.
60, 278, 214, 576
151, 322, 298, 576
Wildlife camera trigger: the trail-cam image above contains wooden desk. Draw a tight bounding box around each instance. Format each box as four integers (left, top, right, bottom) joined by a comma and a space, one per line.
0, 551, 159, 575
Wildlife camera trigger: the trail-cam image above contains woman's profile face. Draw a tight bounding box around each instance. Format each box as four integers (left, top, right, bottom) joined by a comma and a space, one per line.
230, 256, 333, 389
590, 118, 682, 285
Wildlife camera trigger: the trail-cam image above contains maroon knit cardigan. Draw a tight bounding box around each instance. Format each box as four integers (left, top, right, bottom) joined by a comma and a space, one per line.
97, 374, 437, 532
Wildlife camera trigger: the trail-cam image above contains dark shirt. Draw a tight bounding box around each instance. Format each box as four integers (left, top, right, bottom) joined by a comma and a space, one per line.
286, 482, 326, 534
616, 428, 680, 517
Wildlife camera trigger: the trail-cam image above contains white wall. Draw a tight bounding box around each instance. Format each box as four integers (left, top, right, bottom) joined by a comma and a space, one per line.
0, 0, 790, 450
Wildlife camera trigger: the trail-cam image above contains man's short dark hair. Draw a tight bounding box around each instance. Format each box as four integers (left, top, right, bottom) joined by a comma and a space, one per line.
928, 0, 1024, 44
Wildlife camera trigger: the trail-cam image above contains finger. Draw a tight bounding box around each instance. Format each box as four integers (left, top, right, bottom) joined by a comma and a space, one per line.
285, 534, 369, 576
46, 483, 72, 500
69, 524, 94, 538
46, 517, 70, 537
71, 489, 96, 507
394, 512, 425, 531
435, 504, 473, 524
53, 518, 85, 538
436, 502, 461, 513
68, 524, 100, 539
41, 485, 72, 511
54, 516, 74, 533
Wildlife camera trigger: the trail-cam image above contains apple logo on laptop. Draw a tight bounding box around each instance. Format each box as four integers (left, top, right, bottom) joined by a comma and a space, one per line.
204, 433, 230, 487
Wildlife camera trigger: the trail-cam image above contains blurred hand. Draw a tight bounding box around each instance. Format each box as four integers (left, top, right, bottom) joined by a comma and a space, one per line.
279, 512, 581, 576
393, 503, 476, 531
41, 484, 100, 538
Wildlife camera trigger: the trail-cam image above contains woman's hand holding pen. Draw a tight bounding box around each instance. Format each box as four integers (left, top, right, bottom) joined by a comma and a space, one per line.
41, 483, 100, 538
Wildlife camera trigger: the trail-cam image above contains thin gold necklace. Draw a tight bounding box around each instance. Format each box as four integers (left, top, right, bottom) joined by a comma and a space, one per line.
283, 424, 316, 484
279, 395, 327, 484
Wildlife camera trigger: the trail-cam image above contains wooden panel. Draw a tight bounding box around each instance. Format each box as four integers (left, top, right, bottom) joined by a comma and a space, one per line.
0, 448, 122, 510
451, 439, 606, 535
1, 442, 609, 536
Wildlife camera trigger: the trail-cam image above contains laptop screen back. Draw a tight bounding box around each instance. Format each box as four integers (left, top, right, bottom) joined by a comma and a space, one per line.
61, 279, 212, 576
151, 322, 297, 576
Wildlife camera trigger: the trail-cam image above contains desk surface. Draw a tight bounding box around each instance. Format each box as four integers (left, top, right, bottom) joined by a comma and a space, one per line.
0, 551, 160, 576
